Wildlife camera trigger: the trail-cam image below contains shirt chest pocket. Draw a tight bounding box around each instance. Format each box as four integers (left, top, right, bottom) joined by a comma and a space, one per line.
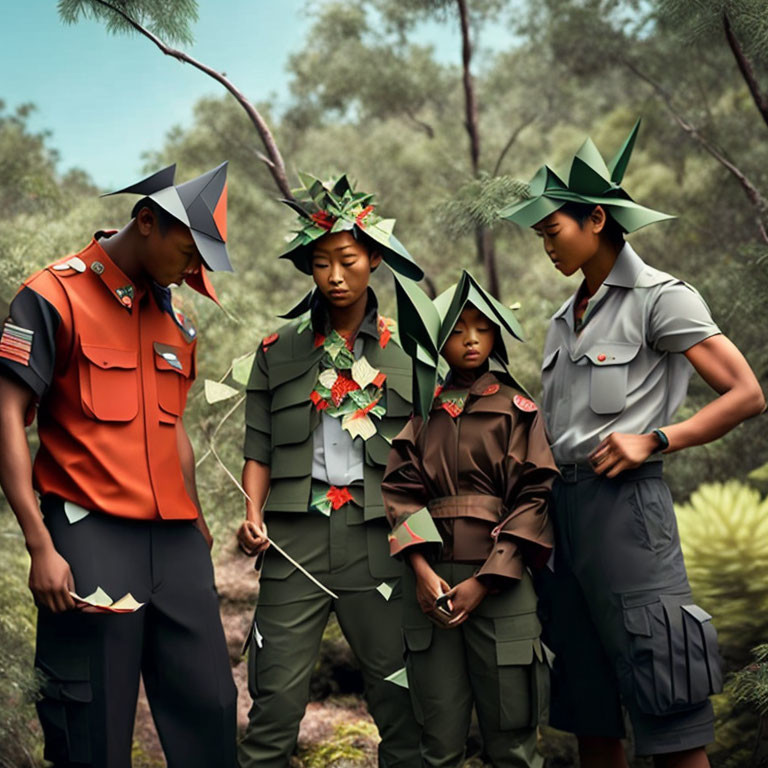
79, 344, 138, 422
154, 342, 193, 423
583, 341, 641, 415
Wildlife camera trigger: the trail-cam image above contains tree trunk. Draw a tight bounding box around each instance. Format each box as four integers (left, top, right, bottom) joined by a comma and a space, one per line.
456, 0, 500, 296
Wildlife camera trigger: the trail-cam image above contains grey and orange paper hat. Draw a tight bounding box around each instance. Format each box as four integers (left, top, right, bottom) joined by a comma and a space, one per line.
105, 162, 231, 273
279, 173, 423, 281
500, 120, 673, 233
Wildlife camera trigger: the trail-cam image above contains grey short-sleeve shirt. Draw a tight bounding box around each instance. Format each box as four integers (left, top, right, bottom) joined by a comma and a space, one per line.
540, 243, 720, 464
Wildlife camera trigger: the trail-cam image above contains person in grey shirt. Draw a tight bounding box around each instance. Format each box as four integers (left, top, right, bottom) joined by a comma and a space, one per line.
501, 122, 765, 768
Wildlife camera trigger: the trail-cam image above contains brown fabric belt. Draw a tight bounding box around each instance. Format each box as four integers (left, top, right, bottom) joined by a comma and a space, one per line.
427, 495, 503, 523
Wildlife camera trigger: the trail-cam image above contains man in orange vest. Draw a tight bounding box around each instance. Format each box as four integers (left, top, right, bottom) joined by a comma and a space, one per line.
0, 164, 237, 768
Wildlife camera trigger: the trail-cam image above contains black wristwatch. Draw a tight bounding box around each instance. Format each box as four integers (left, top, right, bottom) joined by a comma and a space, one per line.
651, 428, 669, 454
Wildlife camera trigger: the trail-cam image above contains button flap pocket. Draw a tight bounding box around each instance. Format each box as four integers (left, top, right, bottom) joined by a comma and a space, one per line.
80, 344, 137, 369
496, 638, 535, 666
583, 341, 640, 366
623, 605, 652, 637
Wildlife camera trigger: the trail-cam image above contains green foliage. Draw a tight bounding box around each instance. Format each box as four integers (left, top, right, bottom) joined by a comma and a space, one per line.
57, 0, 198, 46
675, 482, 768, 668
0, 517, 42, 768
435, 173, 527, 235
657, 0, 768, 66
729, 644, 768, 716
298, 720, 379, 768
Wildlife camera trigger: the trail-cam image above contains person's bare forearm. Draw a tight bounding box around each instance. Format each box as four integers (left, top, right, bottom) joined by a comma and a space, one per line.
0, 377, 52, 553
664, 335, 765, 453
242, 459, 270, 525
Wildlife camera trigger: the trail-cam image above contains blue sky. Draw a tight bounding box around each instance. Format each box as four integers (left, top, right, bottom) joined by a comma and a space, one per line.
3, 1, 511, 189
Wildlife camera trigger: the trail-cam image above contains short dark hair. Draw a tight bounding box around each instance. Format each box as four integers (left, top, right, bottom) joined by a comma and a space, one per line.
559, 202, 625, 244
131, 197, 177, 236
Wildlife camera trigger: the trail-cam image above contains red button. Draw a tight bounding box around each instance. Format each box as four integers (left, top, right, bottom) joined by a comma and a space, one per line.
597, 353, 606, 362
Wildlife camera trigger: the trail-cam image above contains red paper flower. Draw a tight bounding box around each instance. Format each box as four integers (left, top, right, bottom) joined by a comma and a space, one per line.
331, 374, 360, 406
311, 210, 335, 231
372, 371, 387, 388
314, 333, 326, 348
433, 385, 443, 398
327, 486, 354, 510
262, 332, 279, 351
310, 390, 329, 411
355, 205, 375, 227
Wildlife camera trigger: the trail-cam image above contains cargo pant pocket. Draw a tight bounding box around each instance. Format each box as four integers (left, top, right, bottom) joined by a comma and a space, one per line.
495, 614, 550, 730
402, 625, 433, 726
622, 593, 722, 716
36, 657, 93, 764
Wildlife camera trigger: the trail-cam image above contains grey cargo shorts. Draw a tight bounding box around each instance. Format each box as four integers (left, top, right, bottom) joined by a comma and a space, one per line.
534, 463, 722, 755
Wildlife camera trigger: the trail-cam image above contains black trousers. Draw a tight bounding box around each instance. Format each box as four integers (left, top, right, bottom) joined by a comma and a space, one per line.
535, 465, 720, 755
36, 497, 237, 768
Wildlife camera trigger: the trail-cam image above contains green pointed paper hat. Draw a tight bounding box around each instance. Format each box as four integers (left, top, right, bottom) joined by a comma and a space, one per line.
279, 172, 423, 281
433, 270, 524, 365
500, 120, 674, 233
393, 270, 526, 417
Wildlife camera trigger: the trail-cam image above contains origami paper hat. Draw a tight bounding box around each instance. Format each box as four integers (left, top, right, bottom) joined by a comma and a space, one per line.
279, 173, 423, 281
104, 162, 232, 272
392, 270, 525, 418
500, 120, 674, 233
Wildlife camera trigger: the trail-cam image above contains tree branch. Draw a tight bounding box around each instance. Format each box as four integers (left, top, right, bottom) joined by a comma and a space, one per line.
89, 0, 294, 200
723, 12, 768, 131
403, 107, 435, 139
620, 56, 768, 245
493, 114, 537, 177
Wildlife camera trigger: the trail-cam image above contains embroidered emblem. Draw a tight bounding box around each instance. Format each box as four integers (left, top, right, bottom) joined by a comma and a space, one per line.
436, 389, 468, 418
482, 383, 500, 396
513, 394, 537, 412
116, 285, 134, 309
91, 261, 104, 275
262, 333, 279, 351
160, 351, 182, 371
0, 322, 34, 366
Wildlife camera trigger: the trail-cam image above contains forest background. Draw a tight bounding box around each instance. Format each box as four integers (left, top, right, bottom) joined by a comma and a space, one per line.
2, 1, 768, 766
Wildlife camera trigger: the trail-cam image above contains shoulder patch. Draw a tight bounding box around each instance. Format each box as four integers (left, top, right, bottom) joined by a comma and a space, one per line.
48, 256, 87, 276
513, 394, 538, 413
262, 332, 279, 351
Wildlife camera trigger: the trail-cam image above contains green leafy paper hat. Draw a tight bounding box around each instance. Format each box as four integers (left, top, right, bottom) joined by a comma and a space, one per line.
280, 172, 423, 281
500, 120, 674, 233
393, 270, 526, 418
